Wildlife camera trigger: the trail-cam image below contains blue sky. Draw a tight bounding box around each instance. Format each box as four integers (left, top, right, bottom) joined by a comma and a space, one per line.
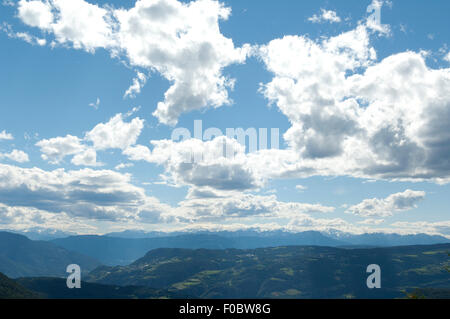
0, 0, 449, 236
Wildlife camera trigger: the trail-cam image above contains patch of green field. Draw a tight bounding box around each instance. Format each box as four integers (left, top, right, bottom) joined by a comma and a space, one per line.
284, 289, 301, 296
198, 270, 222, 276
422, 251, 445, 255
281, 268, 294, 276
171, 278, 202, 290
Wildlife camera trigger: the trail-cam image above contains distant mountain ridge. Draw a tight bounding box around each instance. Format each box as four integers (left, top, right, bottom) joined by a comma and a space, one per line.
51, 230, 450, 266
51, 232, 345, 265
0, 228, 76, 241
0, 232, 101, 278
325, 231, 450, 247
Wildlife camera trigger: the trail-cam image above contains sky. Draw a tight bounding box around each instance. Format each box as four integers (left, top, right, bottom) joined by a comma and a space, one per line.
0, 0, 449, 236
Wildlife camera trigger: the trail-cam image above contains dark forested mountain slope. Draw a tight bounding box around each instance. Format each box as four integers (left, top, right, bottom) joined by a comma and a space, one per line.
87, 244, 450, 299
16, 277, 187, 299
0, 272, 39, 299
0, 232, 101, 278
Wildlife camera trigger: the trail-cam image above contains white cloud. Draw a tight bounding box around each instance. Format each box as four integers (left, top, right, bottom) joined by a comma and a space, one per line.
0, 163, 173, 223
0, 22, 47, 46
18, 0, 54, 29
85, 113, 144, 151
0, 203, 96, 234
146, 136, 263, 191
36, 112, 144, 166
287, 215, 356, 234
358, 218, 385, 225
49, 0, 114, 51
0, 162, 336, 231
365, 0, 391, 35
391, 220, 450, 236
71, 148, 101, 167
15, 0, 250, 125
444, 52, 450, 62
123, 144, 152, 162
346, 190, 426, 217
259, 25, 374, 160
89, 97, 100, 109
115, 0, 249, 125
308, 9, 341, 24
16, 31, 46, 45
2, 0, 16, 7
175, 191, 334, 223
258, 22, 450, 183
0, 150, 30, 163
36, 134, 87, 164
0, 163, 445, 236
35, 134, 102, 167
115, 163, 134, 170
295, 185, 307, 192
0, 130, 13, 140
124, 72, 147, 99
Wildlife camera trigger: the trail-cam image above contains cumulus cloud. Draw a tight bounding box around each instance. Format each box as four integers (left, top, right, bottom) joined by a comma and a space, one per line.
86, 113, 144, 151
260, 25, 375, 160
71, 148, 101, 167
0, 163, 173, 223
0, 162, 337, 231
146, 136, 263, 191
36, 135, 86, 164
16, 0, 250, 125
123, 144, 152, 162
36, 113, 144, 166
0, 150, 29, 163
37, 0, 114, 51
258, 21, 450, 183
0, 130, 13, 140
346, 190, 426, 217
115, 0, 249, 125
17, 0, 54, 29
308, 9, 341, 24
0, 203, 96, 233
36, 134, 101, 167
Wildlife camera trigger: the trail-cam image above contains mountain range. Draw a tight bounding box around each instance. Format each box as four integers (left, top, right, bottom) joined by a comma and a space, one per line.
51, 231, 450, 266
0, 230, 449, 299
